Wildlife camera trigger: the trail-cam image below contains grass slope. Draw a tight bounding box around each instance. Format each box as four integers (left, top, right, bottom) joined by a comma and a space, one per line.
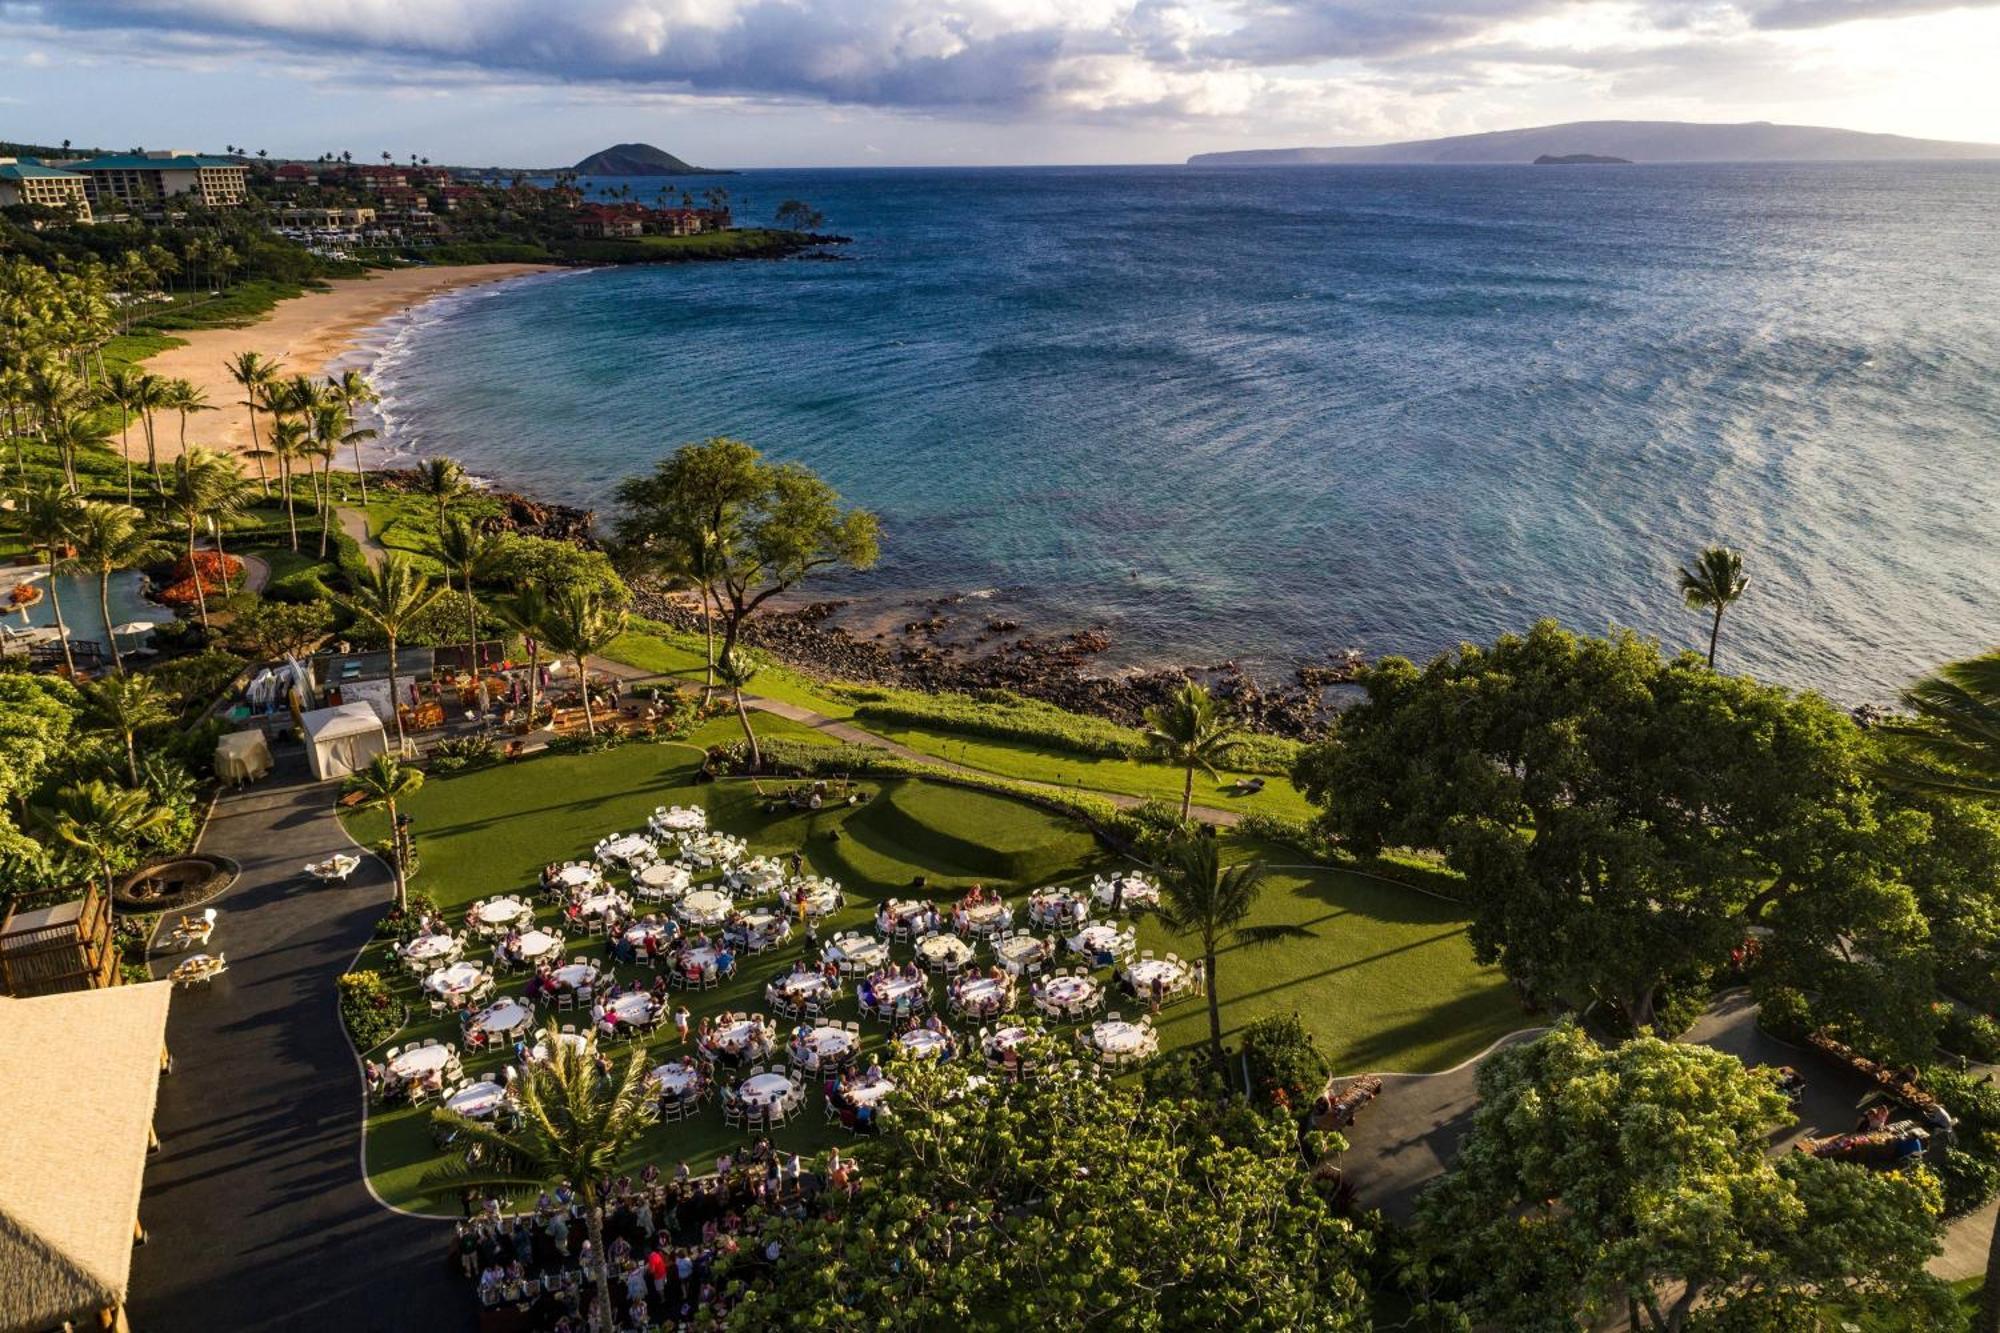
340, 744, 1515, 1212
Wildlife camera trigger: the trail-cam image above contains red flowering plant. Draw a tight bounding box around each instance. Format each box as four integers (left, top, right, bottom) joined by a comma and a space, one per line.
156, 551, 244, 608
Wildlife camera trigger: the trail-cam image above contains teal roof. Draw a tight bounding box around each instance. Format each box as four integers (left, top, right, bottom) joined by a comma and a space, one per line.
0, 158, 84, 181
68, 154, 243, 171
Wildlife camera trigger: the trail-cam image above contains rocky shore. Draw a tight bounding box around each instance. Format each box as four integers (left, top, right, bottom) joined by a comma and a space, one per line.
631, 582, 1364, 740
372, 469, 599, 544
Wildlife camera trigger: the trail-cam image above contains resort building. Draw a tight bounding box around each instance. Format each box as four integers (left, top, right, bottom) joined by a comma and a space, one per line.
0, 887, 119, 997
66, 151, 248, 210
0, 157, 93, 221
575, 204, 646, 238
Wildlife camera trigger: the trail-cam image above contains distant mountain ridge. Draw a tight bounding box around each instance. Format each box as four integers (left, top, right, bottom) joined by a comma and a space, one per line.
570, 143, 732, 176
1187, 120, 2000, 166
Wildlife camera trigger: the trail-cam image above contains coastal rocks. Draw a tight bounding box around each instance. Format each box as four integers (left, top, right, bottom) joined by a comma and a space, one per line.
371, 470, 598, 545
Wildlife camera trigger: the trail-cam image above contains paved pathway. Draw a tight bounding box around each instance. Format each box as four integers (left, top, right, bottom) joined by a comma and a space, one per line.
127, 750, 464, 1332
337, 505, 387, 568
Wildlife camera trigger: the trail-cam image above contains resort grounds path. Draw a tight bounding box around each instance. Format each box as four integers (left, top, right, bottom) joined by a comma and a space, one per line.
128, 750, 464, 1332
586, 657, 1246, 828
337, 505, 388, 568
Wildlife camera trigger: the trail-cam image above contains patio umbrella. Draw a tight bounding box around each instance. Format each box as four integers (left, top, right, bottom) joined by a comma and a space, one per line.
110, 620, 157, 637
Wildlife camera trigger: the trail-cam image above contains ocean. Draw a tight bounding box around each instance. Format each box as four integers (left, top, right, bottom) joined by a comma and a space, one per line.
359, 163, 2000, 704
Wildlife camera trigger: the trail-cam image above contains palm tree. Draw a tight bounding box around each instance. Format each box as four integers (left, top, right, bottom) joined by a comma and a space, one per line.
226, 350, 278, 496
16, 480, 83, 676
129, 371, 170, 492
69, 501, 168, 675
714, 650, 762, 770
327, 369, 380, 503
414, 456, 467, 530
340, 753, 425, 913
86, 674, 173, 785
436, 514, 499, 679
335, 555, 444, 753
159, 447, 247, 631
33, 779, 171, 909
1142, 680, 1241, 823
1677, 545, 1748, 670
420, 1028, 656, 1329
537, 587, 626, 737
492, 588, 548, 728
265, 416, 311, 551
1154, 835, 1309, 1063
101, 366, 142, 502
162, 378, 214, 458
1872, 648, 2000, 1332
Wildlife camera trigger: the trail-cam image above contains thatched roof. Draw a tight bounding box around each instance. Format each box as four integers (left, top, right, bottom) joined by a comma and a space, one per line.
0, 981, 172, 1329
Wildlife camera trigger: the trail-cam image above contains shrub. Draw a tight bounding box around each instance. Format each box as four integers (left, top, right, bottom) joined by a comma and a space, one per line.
155, 551, 244, 608
372, 891, 439, 940
145, 650, 249, 719
428, 734, 497, 773
1930, 1148, 2000, 1218
1755, 984, 1816, 1044
1936, 1005, 2000, 1063
1238, 810, 1331, 860
336, 970, 404, 1050
546, 730, 629, 756
1241, 1014, 1333, 1110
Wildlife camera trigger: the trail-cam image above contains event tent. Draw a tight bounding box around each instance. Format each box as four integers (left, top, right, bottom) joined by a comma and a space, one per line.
213, 729, 273, 785
302, 702, 388, 781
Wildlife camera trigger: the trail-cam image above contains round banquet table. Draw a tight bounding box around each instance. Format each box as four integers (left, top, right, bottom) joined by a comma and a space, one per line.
1069, 924, 1128, 957
426, 961, 484, 996
899, 1028, 950, 1059
960, 901, 1007, 932
650, 1063, 701, 1097
475, 897, 529, 926
599, 834, 653, 863
715, 1018, 768, 1053
993, 935, 1048, 970
515, 929, 561, 961
770, 972, 832, 1005
1093, 876, 1160, 909
790, 881, 842, 916
874, 975, 926, 1007
555, 864, 600, 889
845, 1077, 897, 1106
732, 861, 786, 894
804, 1025, 855, 1059
1030, 894, 1087, 926
447, 1080, 507, 1118
739, 1072, 795, 1108
576, 890, 628, 919
624, 921, 673, 948
475, 998, 531, 1035
390, 1044, 453, 1079
985, 1024, 1030, 1055
1090, 1020, 1152, 1055
604, 993, 655, 1025
635, 862, 691, 893
677, 945, 719, 972
1126, 958, 1188, 994
1039, 975, 1096, 1007
653, 806, 706, 833
678, 889, 733, 926
955, 976, 1010, 1011
737, 908, 785, 936
917, 934, 972, 965
403, 933, 457, 961
531, 1033, 588, 1061
553, 962, 598, 989
827, 935, 887, 968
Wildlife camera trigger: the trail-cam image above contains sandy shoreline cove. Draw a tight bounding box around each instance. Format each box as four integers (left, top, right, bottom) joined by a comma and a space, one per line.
138, 263, 561, 459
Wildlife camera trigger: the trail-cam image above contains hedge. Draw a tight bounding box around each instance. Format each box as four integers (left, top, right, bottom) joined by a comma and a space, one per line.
337, 970, 404, 1050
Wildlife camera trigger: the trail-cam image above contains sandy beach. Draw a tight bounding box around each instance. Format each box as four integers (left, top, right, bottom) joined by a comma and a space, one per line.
139, 263, 559, 457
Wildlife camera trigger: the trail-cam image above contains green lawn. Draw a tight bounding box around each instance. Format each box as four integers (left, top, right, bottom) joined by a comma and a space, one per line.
603, 623, 1317, 818
341, 742, 1517, 1213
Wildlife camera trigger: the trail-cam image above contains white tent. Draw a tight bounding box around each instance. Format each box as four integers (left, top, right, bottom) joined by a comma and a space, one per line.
302, 702, 388, 782
213, 729, 273, 785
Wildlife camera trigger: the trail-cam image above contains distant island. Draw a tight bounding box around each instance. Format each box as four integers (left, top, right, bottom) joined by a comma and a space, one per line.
571, 142, 734, 176
1534, 153, 1631, 165
1187, 119, 2000, 166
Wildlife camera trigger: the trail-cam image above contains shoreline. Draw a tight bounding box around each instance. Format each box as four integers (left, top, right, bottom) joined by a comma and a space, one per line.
138, 263, 563, 459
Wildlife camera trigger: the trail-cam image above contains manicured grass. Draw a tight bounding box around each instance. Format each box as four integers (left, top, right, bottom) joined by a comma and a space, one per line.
606, 623, 858, 720
340, 743, 1517, 1213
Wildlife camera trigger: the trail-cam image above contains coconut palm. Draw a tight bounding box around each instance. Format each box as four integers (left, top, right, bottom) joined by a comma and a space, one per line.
15, 479, 83, 676
335, 555, 445, 753
69, 500, 168, 675
537, 586, 627, 737
714, 650, 762, 770
492, 588, 549, 727
1677, 545, 1749, 670
100, 365, 142, 501
327, 369, 380, 503
226, 350, 278, 496
265, 416, 311, 552
420, 1028, 656, 1329
437, 514, 501, 677
86, 674, 173, 786
1872, 647, 2000, 1332
1142, 680, 1241, 823
162, 378, 214, 457
43, 413, 112, 498
128, 371, 170, 492
159, 447, 247, 631
340, 752, 425, 913
414, 456, 467, 530
1154, 834, 1309, 1063
33, 779, 171, 907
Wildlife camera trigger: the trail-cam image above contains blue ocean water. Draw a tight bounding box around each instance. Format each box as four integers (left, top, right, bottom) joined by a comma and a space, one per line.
365, 164, 2000, 703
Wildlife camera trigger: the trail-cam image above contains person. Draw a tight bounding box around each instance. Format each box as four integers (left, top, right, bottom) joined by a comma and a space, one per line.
1148, 972, 1165, 1015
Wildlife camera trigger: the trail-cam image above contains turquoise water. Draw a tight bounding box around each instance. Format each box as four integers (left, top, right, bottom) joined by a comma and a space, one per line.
6, 568, 158, 645
365, 164, 2000, 702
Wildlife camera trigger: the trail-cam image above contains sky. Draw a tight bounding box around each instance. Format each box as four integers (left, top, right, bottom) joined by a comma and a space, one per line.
4, 0, 1999, 167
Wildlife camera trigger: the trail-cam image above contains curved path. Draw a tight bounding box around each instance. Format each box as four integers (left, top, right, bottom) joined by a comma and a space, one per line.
127, 750, 464, 1332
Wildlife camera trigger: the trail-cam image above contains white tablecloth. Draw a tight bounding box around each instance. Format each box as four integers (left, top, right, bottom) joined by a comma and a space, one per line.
827, 935, 887, 968
604, 993, 655, 1024
531, 1032, 588, 1062
652, 805, 706, 833
804, 1025, 854, 1058
1093, 875, 1160, 909
770, 972, 832, 1004
740, 1072, 795, 1107
789, 880, 842, 916
899, 1028, 950, 1058
715, 1019, 768, 1053
651, 1063, 700, 1096
600, 834, 653, 863
875, 975, 926, 1006
515, 929, 561, 961
554, 963, 598, 988
475, 897, 529, 926
1069, 925, 1129, 957
917, 934, 972, 965
577, 890, 628, 919
1126, 959, 1189, 993
677, 945, 719, 972
955, 977, 1009, 1010
476, 999, 530, 1035
1039, 975, 1097, 1007
404, 933, 457, 961
993, 935, 1048, 969
960, 901, 1008, 933
624, 922, 673, 948
985, 1025, 1029, 1054
555, 864, 600, 889
1091, 1020, 1152, 1055
390, 1045, 453, 1078
635, 862, 691, 893
845, 1077, 896, 1106
447, 1081, 507, 1118
678, 889, 732, 926
427, 962, 484, 996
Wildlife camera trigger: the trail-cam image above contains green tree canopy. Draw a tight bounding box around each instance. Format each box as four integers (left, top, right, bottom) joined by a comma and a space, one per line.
1414, 1023, 1949, 1333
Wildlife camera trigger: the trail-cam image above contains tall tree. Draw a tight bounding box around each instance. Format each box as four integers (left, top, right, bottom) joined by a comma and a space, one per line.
33, 780, 171, 909
1142, 679, 1241, 822
1414, 1023, 1949, 1332
85, 674, 173, 786
15, 479, 82, 676
491, 588, 549, 727
421, 1028, 657, 1330
129, 371, 170, 492
1677, 545, 1748, 669
100, 365, 141, 502
414, 455, 467, 530
536, 586, 627, 737
714, 650, 762, 770
327, 369, 380, 503
436, 513, 499, 677
68, 500, 167, 675
265, 416, 310, 551
1154, 835, 1308, 1062
613, 437, 878, 672
225, 350, 278, 496
159, 446, 247, 632
162, 378, 214, 459
340, 753, 425, 913
335, 555, 445, 753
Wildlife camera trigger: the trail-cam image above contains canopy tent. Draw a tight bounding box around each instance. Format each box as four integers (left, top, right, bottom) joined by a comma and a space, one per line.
213, 729, 273, 785
302, 702, 388, 782
0, 981, 173, 1333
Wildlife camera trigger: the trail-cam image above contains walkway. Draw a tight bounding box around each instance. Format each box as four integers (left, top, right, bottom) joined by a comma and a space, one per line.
588, 656, 1247, 827
127, 751, 464, 1332
338, 504, 388, 568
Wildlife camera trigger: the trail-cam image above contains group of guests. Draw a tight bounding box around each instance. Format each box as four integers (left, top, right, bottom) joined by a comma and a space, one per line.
822, 1065, 893, 1132
856, 961, 930, 1017
948, 884, 1013, 934
610, 913, 679, 966
452, 1144, 846, 1331
672, 931, 737, 987
951, 965, 1018, 1019
690, 1013, 773, 1067
894, 1011, 963, 1060
721, 906, 791, 952
876, 898, 938, 937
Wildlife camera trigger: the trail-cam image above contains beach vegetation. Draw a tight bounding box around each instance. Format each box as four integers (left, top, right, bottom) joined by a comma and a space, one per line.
1677, 544, 1749, 669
